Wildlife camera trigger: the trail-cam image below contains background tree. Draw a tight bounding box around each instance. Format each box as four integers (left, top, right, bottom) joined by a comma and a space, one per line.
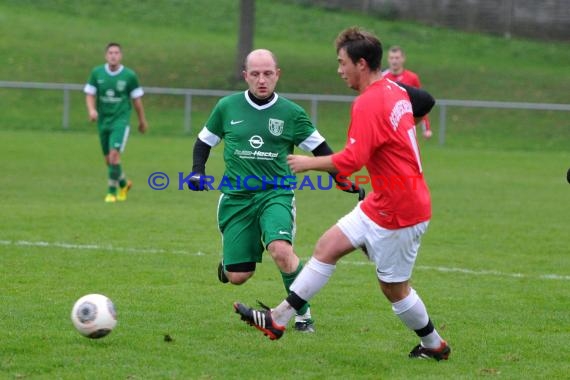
233, 0, 255, 84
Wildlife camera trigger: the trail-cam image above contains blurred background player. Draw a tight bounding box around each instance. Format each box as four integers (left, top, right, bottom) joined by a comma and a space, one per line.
84, 42, 148, 203
383, 46, 432, 139
234, 28, 450, 361
189, 49, 359, 333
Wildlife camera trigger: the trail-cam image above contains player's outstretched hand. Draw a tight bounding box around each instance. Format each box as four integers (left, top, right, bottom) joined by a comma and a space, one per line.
287, 154, 311, 173
188, 174, 209, 191
423, 129, 433, 139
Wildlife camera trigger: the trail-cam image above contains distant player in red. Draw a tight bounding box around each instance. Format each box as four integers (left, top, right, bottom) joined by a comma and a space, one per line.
234, 27, 450, 361
383, 46, 432, 139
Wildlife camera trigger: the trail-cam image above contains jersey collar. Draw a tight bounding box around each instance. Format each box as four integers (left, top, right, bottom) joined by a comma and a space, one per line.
105, 64, 125, 76
244, 90, 279, 110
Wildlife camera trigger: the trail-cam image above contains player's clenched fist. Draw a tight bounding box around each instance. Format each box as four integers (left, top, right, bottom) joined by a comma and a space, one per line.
138, 120, 148, 134
88, 109, 98, 122
287, 154, 312, 173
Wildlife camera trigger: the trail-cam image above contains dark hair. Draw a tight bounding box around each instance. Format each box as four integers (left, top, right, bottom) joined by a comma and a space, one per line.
335, 27, 382, 71
388, 45, 405, 55
106, 42, 122, 51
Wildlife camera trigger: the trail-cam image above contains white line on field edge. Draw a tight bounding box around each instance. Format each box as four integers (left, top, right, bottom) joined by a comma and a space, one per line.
1, 239, 569, 281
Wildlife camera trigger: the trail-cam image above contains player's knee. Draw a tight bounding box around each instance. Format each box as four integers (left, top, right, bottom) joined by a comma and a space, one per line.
224, 262, 256, 285
379, 280, 410, 303
268, 240, 293, 260
108, 150, 121, 165
313, 226, 352, 264
314, 235, 335, 261
268, 240, 299, 272
226, 271, 254, 285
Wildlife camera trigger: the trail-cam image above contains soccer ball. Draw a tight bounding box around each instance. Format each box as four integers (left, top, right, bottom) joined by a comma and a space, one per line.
71, 294, 117, 339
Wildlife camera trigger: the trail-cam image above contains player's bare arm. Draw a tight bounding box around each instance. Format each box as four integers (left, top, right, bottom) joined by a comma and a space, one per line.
287, 154, 335, 173
85, 94, 98, 122
311, 141, 359, 194
133, 97, 148, 133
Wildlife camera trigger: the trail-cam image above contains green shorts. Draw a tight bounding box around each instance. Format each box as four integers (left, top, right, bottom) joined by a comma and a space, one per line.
98, 120, 130, 156
217, 190, 296, 266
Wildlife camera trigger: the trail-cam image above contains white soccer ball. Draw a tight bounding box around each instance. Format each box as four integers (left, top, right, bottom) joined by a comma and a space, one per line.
71, 294, 117, 339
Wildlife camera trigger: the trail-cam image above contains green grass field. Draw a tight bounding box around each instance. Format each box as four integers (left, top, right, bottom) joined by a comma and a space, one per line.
1, 0, 570, 378
1, 129, 569, 379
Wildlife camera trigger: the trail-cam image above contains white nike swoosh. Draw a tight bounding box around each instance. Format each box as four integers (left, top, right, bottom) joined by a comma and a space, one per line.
230, 120, 244, 125
278, 231, 290, 235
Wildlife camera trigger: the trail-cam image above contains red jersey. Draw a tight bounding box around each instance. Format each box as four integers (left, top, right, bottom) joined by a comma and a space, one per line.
382, 69, 421, 88
332, 78, 431, 229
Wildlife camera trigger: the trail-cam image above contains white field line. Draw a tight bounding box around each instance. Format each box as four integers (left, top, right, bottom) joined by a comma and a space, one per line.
0, 239, 205, 256
1, 239, 569, 281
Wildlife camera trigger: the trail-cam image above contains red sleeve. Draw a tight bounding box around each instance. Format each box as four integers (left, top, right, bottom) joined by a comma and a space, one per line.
332, 99, 385, 175
409, 71, 421, 88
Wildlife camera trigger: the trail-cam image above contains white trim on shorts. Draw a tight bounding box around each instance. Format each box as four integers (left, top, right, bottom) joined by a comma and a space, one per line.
336, 203, 429, 283
216, 194, 225, 249
119, 126, 130, 153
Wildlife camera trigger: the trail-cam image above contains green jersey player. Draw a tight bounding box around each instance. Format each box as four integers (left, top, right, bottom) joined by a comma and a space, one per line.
84, 42, 148, 203
189, 49, 359, 332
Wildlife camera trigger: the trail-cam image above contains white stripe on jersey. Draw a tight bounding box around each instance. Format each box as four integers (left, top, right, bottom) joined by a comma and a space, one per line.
84, 83, 97, 95
298, 130, 325, 152
130, 87, 144, 99
198, 126, 222, 147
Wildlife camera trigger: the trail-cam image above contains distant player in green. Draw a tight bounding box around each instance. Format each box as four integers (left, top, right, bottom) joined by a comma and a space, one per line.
189, 49, 359, 332
84, 42, 148, 203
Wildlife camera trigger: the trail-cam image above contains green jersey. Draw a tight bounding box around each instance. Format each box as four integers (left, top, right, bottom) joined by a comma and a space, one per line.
84, 64, 143, 127
199, 91, 325, 194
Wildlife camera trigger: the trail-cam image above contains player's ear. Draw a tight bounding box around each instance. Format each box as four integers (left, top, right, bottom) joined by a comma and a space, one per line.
275, 68, 281, 78
357, 58, 367, 71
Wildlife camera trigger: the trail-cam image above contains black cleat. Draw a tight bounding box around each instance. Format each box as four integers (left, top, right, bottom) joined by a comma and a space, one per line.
218, 261, 229, 283
294, 319, 315, 333
409, 341, 451, 361
233, 302, 285, 340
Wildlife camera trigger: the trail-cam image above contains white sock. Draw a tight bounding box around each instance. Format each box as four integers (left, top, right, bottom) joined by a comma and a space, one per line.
272, 257, 336, 326
290, 257, 336, 300
272, 300, 296, 327
295, 307, 312, 323
391, 288, 443, 349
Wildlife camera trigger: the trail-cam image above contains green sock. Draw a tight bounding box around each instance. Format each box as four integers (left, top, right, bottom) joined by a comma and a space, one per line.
281, 261, 310, 316
108, 164, 120, 195
118, 164, 127, 188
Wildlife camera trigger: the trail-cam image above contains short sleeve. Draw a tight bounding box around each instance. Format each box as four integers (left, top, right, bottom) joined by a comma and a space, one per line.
331, 101, 385, 175
293, 109, 324, 151
83, 69, 97, 95
198, 102, 224, 147
410, 72, 421, 88
129, 72, 144, 99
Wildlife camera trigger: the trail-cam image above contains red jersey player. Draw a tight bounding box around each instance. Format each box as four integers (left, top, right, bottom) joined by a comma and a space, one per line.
383, 46, 432, 139
234, 27, 450, 362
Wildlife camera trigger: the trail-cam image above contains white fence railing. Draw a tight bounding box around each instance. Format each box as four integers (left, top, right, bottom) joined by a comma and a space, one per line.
2, 81, 570, 145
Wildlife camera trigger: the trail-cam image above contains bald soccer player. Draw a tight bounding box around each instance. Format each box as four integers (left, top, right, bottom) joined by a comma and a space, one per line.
188, 49, 360, 332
